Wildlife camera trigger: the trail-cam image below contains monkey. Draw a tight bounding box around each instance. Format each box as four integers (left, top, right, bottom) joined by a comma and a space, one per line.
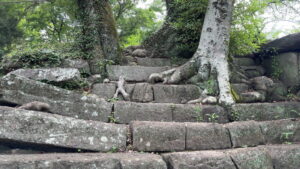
18, 101, 53, 113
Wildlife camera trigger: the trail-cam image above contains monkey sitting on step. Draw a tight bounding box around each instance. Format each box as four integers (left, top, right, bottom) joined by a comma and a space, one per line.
18, 101, 53, 113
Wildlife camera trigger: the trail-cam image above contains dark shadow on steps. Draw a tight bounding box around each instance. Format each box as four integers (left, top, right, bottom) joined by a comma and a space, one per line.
0, 139, 96, 154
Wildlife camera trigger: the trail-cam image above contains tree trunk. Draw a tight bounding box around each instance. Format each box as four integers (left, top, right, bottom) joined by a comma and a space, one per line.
77, 0, 122, 75
149, 0, 235, 105
142, 0, 206, 58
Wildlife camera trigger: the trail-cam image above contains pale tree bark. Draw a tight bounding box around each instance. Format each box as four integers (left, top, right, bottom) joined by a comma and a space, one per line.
77, 0, 122, 75
149, 0, 235, 105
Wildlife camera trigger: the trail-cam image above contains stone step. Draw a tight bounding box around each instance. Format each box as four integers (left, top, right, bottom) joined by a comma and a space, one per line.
114, 102, 228, 124
241, 66, 266, 78
92, 83, 202, 104
0, 74, 113, 122
130, 118, 300, 152
0, 153, 167, 169
231, 102, 300, 121
0, 107, 127, 152
107, 65, 169, 82
0, 144, 299, 169
135, 57, 172, 67
233, 57, 255, 66
163, 144, 300, 169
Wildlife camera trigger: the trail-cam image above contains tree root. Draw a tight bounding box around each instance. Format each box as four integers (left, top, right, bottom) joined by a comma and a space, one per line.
113, 76, 130, 101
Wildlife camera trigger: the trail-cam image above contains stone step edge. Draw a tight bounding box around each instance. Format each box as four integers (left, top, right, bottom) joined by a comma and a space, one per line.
129, 118, 300, 152
0, 144, 299, 169
0, 107, 299, 153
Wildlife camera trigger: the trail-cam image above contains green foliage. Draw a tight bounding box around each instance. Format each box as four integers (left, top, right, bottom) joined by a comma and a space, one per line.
1, 42, 82, 70
230, 0, 269, 56
0, 2, 22, 55
169, 0, 208, 58
270, 55, 283, 80
206, 113, 219, 123
112, 0, 164, 47
281, 131, 294, 144
194, 105, 203, 122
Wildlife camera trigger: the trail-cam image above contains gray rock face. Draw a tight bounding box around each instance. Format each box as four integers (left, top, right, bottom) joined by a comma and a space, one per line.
136, 57, 171, 67
262, 144, 300, 169
131, 83, 154, 102
250, 76, 274, 91
132, 49, 147, 57
268, 82, 288, 101
240, 91, 265, 103
114, 102, 172, 124
225, 121, 265, 148
8, 68, 82, 84
234, 58, 255, 66
0, 74, 112, 122
260, 119, 300, 144
130, 121, 186, 152
0, 153, 167, 169
114, 102, 228, 124
186, 123, 231, 150
107, 65, 169, 82
264, 52, 300, 88
152, 84, 201, 104
61, 59, 90, 74
231, 83, 249, 94
92, 83, 116, 99
231, 102, 300, 121
227, 148, 273, 169
0, 108, 127, 152
92, 82, 202, 104
241, 66, 265, 78
162, 151, 236, 169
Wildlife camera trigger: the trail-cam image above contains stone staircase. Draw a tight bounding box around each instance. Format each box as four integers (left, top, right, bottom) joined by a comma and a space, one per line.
0, 56, 300, 168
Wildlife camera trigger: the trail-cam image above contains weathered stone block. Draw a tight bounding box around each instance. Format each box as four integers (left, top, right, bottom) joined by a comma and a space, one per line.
8, 68, 82, 84
231, 83, 249, 94
61, 59, 90, 74
231, 102, 300, 121
0, 153, 167, 169
241, 66, 265, 78
227, 148, 273, 169
262, 144, 300, 169
114, 102, 228, 124
92, 83, 116, 99
162, 151, 236, 169
234, 57, 255, 66
130, 121, 185, 152
0, 108, 127, 152
114, 102, 172, 124
225, 121, 265, 148
185, 123, 231, 150
136, 57, 171, 67
264, 52, 300, 88
0, 74, 113, 122
240, 91, 265, 103
152, 84, 201, 103
260, 119, 300, 144
107, 65, 169, 82
131, 83, 153, 102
